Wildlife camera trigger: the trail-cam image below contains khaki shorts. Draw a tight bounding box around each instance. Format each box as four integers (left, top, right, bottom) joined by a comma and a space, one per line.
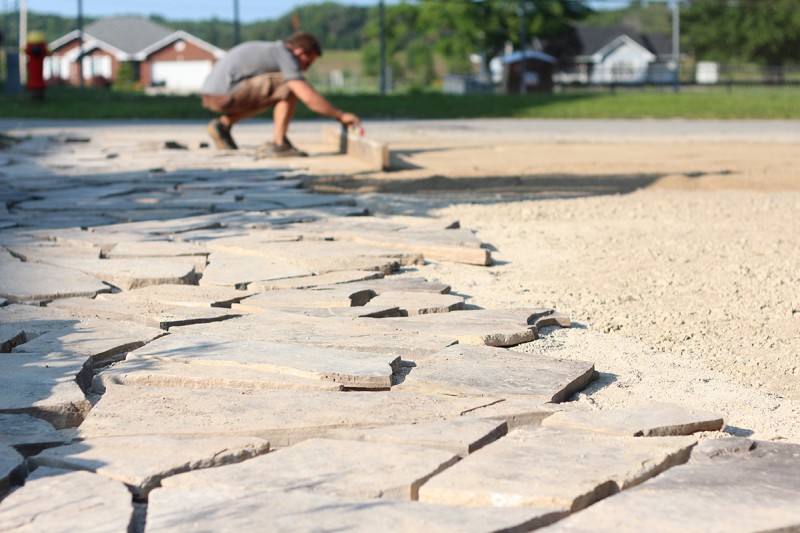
202, 72, 292, 116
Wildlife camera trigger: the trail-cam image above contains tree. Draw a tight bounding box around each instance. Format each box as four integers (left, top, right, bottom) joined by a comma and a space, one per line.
683, 0, 800, 67
416, 0, 592, 73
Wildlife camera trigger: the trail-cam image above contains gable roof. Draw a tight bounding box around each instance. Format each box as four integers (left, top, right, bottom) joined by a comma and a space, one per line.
575, 25, 672, 57
84, 17, 175, 55
48, 16, 225, 61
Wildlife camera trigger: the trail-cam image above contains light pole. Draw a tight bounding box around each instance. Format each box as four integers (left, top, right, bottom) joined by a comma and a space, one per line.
379, 0, 386, 95
518, 1, 527, 95
671, 0, 680, 92
233, 0, 241, 45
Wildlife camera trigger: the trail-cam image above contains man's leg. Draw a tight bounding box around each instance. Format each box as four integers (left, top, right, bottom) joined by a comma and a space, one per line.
271, 93, 297, 144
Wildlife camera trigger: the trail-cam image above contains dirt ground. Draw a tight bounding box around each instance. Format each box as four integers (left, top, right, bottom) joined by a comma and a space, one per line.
296, 123, 800, 443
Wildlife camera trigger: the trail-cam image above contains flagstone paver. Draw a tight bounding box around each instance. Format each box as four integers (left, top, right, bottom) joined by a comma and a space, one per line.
233, 286, 376, 310
146, 486, 566, 533
542, 403, 724, 436
30, 435, 269, 498
0, 467, 133, 533
94, 283, 256, 308
0, 414, 65, 456
326, 418, 508, 457
0, 445, 25, 496
418, 426, 696, 512
32, 256, 199, 290
541, 439, 800, 532
125, 332, 401, 389
251, 269, 384, 290
397, 344, 596, 402
366, 290, 465, 315
163, 438, 458, 500
0, 261, 110, 303
200, 251, 311, 289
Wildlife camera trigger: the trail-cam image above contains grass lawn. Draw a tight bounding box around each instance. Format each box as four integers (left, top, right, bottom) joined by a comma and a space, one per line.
1, 85, 798, 120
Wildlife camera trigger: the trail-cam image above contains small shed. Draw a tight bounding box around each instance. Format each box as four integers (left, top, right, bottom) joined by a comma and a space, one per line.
501, 50, 556, 93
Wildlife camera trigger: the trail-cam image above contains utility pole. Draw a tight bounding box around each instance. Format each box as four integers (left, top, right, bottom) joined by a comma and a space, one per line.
379, 0, 387, 95
78, 0, 84, 90
19, 0, 26, 84
671, 0, 680, 93
518, 1, 526, 95
233, 0, 241, 45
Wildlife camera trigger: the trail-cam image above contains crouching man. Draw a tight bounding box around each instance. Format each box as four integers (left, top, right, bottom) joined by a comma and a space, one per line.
201, 32, 361, 158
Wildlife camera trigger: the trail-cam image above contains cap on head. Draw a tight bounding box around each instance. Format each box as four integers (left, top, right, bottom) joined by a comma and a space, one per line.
27, 31, 46, 44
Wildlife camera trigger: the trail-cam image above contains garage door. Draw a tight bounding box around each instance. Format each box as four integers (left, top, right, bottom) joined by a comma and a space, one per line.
151, 60, 212, 92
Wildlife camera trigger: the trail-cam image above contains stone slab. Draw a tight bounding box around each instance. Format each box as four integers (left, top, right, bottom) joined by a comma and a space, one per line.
0, 261, 110, 303
126, 332, 400, 389
380, 308, 555, 348
367, 291, 465, 315
0, 304, 85, 351
78, 384, 530, 447
12, 318, 164, 366
104, 240, 208, 259
94, 357, 344, 392
37, 256, 198, 290
164, 437, 457, 500
542, 439, 800, 532
233, 287, 375, 311
270, 305, 403, 318
95, 283, 257, 308
1, 445, 25, 496
251, 269, 384, 291
542, 403, 724, 436
47, 297, 240, 331
0, 467, 133, 533
397, 344, 596, 402
418, 426, 696, 512
0, 353, 92, 428
200, 251, 311, 289
147, 486, 566, 533
0, 414, 65, 456
326, 418, 507, 457
348, 131, 390, 171
173, 310, 457, 358
331, 276, 451, 295
31, 435, 269, 498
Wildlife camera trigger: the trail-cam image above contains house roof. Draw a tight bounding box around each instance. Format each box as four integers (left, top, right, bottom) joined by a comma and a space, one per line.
575, 25, 672, 57
502, 50, 557, 65
83, 17, 175, 55
48, 16, 225, 61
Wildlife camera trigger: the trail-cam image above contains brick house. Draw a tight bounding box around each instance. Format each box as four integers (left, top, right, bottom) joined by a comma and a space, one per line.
45, 16, 225, 93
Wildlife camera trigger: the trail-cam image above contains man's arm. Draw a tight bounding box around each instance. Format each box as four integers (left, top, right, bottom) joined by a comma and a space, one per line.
286, 79, 361, 128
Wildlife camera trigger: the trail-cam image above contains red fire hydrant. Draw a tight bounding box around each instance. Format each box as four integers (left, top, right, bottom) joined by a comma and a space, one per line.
25, 31, 49, 101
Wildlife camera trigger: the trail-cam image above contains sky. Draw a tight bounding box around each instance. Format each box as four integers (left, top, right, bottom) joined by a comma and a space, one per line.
20, 0, 632, 23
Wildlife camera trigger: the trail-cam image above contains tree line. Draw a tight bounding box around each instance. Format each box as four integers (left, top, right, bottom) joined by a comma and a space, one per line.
4, 0, 798, 77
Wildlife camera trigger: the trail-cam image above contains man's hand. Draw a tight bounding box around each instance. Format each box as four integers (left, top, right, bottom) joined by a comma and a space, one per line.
338, 112, 361, 129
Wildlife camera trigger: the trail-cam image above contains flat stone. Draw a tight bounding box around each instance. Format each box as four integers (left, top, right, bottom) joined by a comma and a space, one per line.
95, 283, 256, 308
94, 357, 344, 392
0, 414, 65, 456
418, 426, 696, 511
104, 240, 208, 259
126, 332, 400, 389
173, 310, 457, 358
0, 304, 84, 351
380, 308, 555, 347
30, 435, 269, 498
366, 291, 465, 315
543, 439, 800, 531
12, 318, 164, 366
0, 353, 92, 428
251, 269, 384, 290
233, 287, 375, 311
200, 251, 311, 289
271, 305, 403, 318
331, 276, 451, 295
147, 486, 565, 532
0, 467, 133, 532
5, 242, 102, 262
163, 437, 457, 500
36, 257, 198, 290
47, 297, 240, 331
78, 384, 524, 447
326, 418, 507, 457
1, 445, 25, 496
0, 261, 110, 303
542, 402, 724, 436
88, 211, 228, 235
397, 344, 596, 402
203, 239, 420, 275
460, 398, 569, 430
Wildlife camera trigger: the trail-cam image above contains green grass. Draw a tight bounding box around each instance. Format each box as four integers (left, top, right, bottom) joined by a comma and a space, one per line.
1, 85, 798, 120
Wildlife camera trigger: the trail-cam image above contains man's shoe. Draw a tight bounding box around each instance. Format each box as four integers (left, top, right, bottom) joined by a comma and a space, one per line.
207, 119, 238, 150
255, 138, 308, 159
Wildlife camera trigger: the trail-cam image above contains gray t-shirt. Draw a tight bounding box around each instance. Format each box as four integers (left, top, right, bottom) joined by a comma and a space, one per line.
202, 40, 304, 95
